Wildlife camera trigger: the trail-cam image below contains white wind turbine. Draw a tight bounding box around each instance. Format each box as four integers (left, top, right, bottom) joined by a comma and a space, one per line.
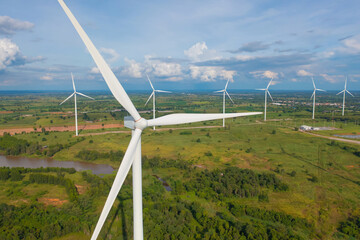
215, 79, 234, 127
310, 77, 325, 120
337, 77, 354, 116
257, 78, 273, 121
58, 1, 262, 239
145, 74, 171, 130
59, 73, 94, 136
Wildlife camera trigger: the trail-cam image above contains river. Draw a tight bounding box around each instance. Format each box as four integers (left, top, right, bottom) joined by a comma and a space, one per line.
0, 155, 115, 175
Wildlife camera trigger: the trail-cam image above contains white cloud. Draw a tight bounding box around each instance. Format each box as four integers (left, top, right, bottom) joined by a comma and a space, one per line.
291, 78, 298, 82
184, 42, 221, 62
320, 74, 343, 83
250, 70, 278, 79
0, 16, 34, 35
189, 66, 236, 82
235, 55, 256, 61
100, 47, 120, 63
122, 58, 143, 78
0, 38, 20, 70
40, 73, 55, 81
297, 69, 313, 77
90, 67, 100, 74
342, 35, 360, 52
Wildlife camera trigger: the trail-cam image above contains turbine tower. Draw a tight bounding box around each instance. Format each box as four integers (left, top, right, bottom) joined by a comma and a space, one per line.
337, 77, 354, 116
215, 79, 234, 127
145, 74, 171, 130
59, 73, 94, 136
58, 1, 262, 239
310, 77, 325, 120
257, 78, 273, 121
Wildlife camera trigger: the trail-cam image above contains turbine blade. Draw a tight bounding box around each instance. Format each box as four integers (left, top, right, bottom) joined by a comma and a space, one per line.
146, 73, 154, 90
346, 90, 354, 97
59, 92, 75, 105
267, 91, 273, 101
336, 90, 344, 95
76, 92, 95, 100
316, 89, 326, 92
345, 76, 347, 90
58, 0, 140, 121
71, 73, 76, 92
145, 91, 154, 106
256, 88, 266, 91
310, 91, 314, 100
147, 112, 262, 127
214, 90, 225, 93
266, 77, 273, 89
225, 91, 234, 104
312, 77, 316, 89
225, 79, 230, 90
91, 129, 142, 240
155, 90, 171, 93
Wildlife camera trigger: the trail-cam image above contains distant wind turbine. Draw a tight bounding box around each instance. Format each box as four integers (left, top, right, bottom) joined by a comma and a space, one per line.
257, 78, 273, 121
310, 77, 325, 120
59, 73, 94, 136
337, 77, 354, 116
215, 79, 234, 127
57, 1, 262, 239
145, 74, 171, 130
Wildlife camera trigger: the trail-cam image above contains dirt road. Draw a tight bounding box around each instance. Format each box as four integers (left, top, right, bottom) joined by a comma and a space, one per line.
0, 123, 124, 136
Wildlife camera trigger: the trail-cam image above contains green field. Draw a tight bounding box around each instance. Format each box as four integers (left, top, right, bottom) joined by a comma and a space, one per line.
0, 92, 359, 239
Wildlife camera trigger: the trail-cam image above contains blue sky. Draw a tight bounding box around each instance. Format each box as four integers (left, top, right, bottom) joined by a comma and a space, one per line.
0, 0, 359, 91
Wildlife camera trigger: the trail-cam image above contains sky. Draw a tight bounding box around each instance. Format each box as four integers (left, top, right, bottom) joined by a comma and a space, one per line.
0, 0, 360, 91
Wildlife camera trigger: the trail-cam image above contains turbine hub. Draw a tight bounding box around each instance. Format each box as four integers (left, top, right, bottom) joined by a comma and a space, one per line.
135, 117, 148, 130
124, 116, 148, 130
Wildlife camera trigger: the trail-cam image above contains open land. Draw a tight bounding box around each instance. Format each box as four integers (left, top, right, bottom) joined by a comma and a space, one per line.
0, 91, 359, 239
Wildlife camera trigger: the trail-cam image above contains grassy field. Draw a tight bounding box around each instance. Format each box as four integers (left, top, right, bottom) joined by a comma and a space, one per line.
0, 92, 359, 239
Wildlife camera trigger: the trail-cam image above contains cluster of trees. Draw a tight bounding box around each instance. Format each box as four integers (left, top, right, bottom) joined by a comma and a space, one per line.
184, 167, 288, 200
338, 214, 360, 238
76, 149, 124, 162
0, 167, 76, 182
0, 134, 39, 155
0, 134, 83, 157
29, 173, 78, 202
0, 203, 86, 239
141, 199, 308, 239
143, 155, 192, 170
229, 204, 313, 231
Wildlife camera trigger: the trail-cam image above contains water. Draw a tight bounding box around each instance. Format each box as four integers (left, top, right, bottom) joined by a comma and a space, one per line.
153, 175, 172, 191
334, 134, 360, 139
0, 155, 115, 175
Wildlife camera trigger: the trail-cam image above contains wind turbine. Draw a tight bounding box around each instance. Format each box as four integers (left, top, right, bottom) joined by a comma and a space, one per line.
310, 77, 325, 120
59, 73, 94, 136
58, 1, 262, 239
215, 79, 234, 127
337, 77, 354, 116
145, 74, 171, 130
257, 78, 273, 121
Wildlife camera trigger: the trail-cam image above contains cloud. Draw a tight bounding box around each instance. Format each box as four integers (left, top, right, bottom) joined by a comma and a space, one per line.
90, 67, 100, 74
40, 73, 55, 81
122, 58, 143, 78
0, 38, 20, 70
100, 48, 120, 63
184, 42, 220, 62
250, 70, 278, 79
189, 65, 236, 82
320, 74, 342, 83
229, 41, 269, 53
0, 16, 34, 35
297, 69, 313, 77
